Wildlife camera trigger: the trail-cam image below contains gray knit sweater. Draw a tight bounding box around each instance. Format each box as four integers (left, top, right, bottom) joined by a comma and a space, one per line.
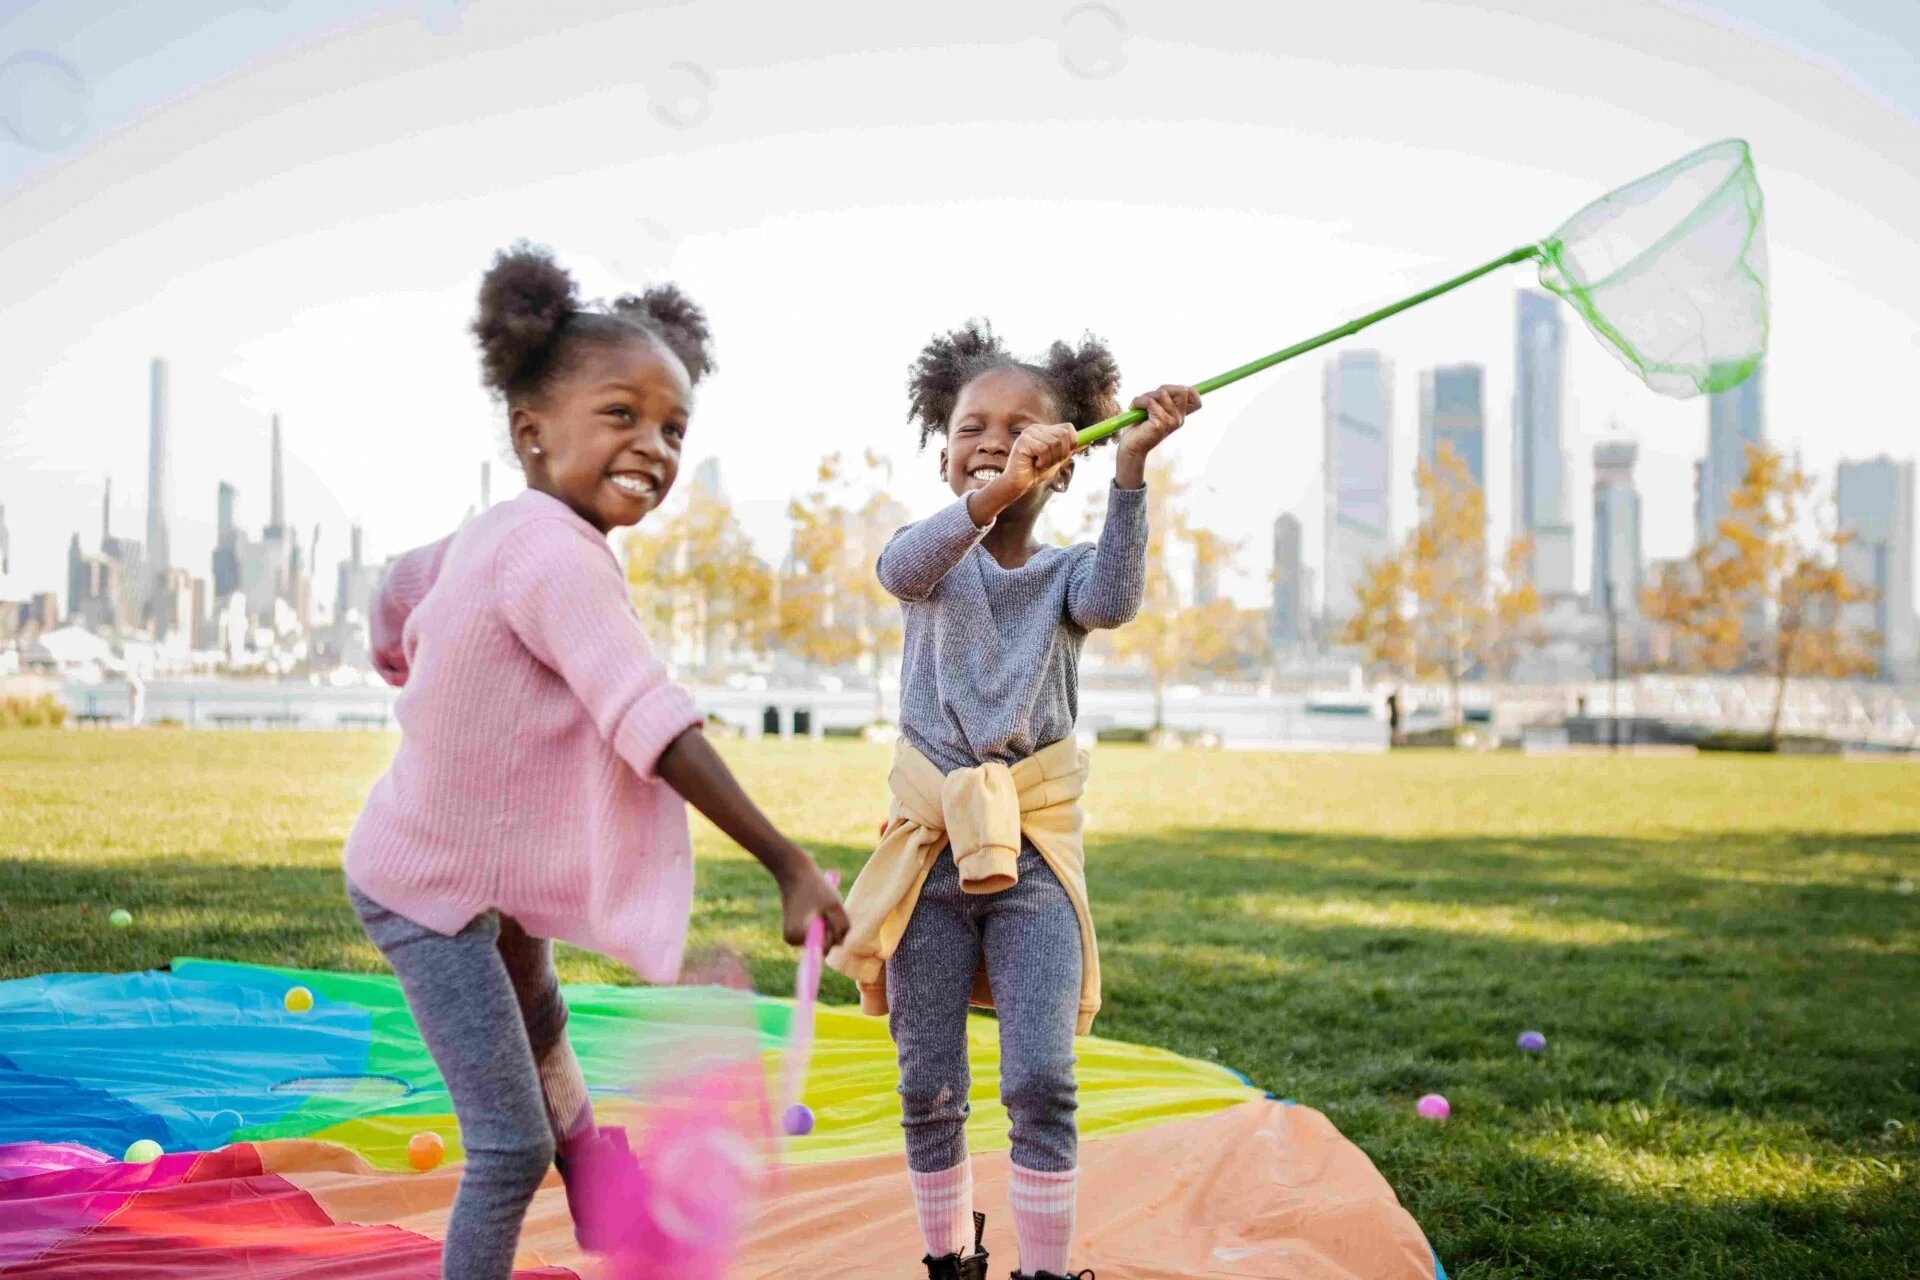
877, 483, 1149, 774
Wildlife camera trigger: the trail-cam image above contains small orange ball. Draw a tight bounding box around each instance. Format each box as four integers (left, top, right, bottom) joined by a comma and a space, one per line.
407, 1131, 445, 1171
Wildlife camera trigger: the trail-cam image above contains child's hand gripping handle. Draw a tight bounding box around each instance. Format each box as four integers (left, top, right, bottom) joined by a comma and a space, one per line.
780, 870, 839, 1133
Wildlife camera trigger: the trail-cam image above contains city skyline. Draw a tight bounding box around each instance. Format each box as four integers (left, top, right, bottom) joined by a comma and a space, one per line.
7, 314, 1915, 657
4, 3, 1917, 626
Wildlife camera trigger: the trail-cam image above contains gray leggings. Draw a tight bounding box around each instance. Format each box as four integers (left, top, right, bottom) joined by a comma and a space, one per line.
348, 882, 582, 1280
887, 843, 1082, 1174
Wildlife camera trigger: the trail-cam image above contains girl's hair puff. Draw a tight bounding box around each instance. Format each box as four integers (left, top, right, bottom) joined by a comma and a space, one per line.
471, 240, 715, 407
905, 319, 1120, 449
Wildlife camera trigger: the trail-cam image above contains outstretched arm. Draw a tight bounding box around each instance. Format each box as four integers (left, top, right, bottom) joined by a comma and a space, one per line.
658, 728, 849, 948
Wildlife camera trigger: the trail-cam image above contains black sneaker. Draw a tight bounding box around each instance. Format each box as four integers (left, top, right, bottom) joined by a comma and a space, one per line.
923, 1211, 990, 1280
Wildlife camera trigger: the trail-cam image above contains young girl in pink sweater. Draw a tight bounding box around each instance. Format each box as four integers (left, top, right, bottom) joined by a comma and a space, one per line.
343, 242, 847, 1280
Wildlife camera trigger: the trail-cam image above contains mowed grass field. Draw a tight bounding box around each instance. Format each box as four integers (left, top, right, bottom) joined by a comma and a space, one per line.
4, 731, 1917, 1278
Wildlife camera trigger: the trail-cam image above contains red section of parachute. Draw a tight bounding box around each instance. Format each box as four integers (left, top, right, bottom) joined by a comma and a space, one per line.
0, 1144, 576, 1279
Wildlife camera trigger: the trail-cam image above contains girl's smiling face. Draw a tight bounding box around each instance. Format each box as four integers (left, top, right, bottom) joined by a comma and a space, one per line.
941, 366, 1072, 511
512, 336, 691, 533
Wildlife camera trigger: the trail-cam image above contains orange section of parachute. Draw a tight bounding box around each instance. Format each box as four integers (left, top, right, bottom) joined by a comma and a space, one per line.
271, 1102, 1438, 1279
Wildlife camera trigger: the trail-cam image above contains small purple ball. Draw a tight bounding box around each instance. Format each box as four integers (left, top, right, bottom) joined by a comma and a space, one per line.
781, 1103, 815, 1136
1517, 1030, 1547, 1053
1415, 1093, 1450, 1121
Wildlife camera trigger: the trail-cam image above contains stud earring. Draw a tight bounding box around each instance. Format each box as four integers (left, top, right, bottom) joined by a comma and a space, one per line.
530, 445, 543, 456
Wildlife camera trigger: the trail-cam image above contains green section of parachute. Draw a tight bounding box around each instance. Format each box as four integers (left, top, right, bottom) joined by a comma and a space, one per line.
174, 957, 1259, 1171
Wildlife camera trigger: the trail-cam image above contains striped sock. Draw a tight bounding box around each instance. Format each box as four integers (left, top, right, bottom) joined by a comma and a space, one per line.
908, 1158, 976, 1258
1008, 1163, 1076, 1276
537, 1035, 593, 1144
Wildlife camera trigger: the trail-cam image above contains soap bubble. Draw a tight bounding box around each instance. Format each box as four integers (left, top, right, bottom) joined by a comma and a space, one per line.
647, 61, 716, 130
419, 0, 465, 36
1059, 4, 1128, 81
0, 51, 90, 152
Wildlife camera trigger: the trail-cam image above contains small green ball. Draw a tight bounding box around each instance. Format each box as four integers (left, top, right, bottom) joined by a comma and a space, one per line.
108, 908, 132, 929
124, 1138, 163, 1164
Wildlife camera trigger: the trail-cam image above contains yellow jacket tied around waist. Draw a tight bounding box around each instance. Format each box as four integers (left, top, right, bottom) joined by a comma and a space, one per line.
826, 735, 1101, 1036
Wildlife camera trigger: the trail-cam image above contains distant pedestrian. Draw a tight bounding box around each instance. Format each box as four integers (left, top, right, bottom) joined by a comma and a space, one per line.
1386, 689, 1403, 746
126, 669, 145, 727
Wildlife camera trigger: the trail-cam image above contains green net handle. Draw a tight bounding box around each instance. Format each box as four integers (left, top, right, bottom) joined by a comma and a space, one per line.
1074, 244, 1544, 449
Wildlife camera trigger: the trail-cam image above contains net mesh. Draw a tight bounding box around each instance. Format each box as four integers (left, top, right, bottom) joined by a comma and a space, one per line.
1536, 138, 1768, 398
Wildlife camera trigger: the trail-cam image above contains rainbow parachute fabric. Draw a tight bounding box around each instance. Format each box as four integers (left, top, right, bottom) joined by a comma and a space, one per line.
0, 960, 1445, 1277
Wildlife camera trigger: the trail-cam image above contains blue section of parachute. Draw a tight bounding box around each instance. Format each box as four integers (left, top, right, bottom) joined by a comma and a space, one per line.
0, 969, 372, 1153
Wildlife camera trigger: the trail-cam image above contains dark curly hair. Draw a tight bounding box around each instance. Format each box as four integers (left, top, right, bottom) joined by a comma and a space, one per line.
905, 318, 1121, 449
471, 240, 715, 408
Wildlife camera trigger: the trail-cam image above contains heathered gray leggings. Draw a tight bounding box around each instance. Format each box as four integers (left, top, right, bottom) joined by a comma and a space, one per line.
348, 881, 585, 1280
886, 843, 1083, 1174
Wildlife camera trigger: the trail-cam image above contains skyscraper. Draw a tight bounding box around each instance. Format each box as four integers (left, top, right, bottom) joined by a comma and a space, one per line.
68, 532, 122, 631
250, 415, 291, 625
213, 482, 241, 601
268, 413, 286, 537
1418, 364, 1485, 490
158, 567, 196, 650
1591, 440, 1643, 617
1269, 512, 1304, 652
1836, 456, 1916, 679
1193, 555, 1219, 607
98, 476, 145, 630
336, 523, 381, 624
1322, 351, 1393, 631
217, 482, 237, 544
145, 358, 172, 590
692, 457, 724, 499
1696, 367, 1765, 549
1513, 290, 1573, 594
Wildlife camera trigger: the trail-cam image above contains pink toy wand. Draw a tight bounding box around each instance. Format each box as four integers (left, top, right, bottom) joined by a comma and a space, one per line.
779, 869, 839, 1137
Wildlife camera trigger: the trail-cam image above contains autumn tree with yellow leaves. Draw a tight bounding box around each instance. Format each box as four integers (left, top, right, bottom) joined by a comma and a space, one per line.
778, 450, 908, 719
1089, 459, 1258, 729
1341, 444, 1541, 728
624, 478, 774, 674
1641, 445, 1877, 740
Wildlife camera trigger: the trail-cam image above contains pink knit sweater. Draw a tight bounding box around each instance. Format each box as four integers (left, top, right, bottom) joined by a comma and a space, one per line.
343, 489, 704, 983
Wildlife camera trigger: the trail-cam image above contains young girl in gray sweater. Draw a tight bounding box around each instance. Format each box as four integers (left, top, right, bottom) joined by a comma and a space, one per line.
863, 320, 1197, 1280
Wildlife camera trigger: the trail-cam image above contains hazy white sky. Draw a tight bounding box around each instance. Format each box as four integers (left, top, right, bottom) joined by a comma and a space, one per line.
2, 0, 1916, 612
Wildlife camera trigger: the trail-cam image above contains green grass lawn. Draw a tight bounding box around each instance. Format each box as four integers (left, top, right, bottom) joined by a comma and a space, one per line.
4, 731, 1917, 1278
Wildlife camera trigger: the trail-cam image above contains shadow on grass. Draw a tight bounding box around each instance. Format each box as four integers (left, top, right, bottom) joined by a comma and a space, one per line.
5, 823, 1917, 1278
0, 841, 876, 997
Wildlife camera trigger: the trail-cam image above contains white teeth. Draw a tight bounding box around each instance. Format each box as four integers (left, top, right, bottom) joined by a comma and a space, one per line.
609, 474, 655, 497
968, 468, 1003, 480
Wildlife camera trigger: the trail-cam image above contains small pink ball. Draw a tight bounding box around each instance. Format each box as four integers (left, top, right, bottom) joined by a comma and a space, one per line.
781, 1103, 815, 1136
1416, 1093, 1451, 1121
